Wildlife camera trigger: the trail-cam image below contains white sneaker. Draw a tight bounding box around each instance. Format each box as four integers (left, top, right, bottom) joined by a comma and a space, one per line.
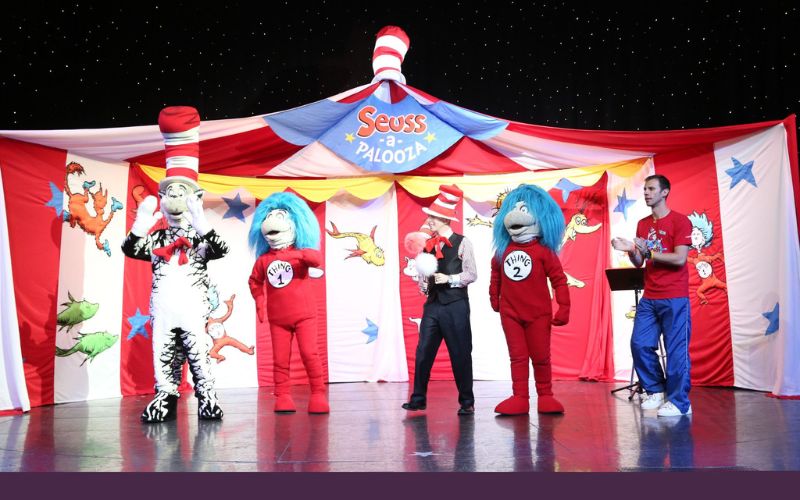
657, 401, 692, 417
640, 392, 664, 410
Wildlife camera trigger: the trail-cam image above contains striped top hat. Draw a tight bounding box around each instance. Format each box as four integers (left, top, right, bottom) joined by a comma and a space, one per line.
371, 26, 410, 84
158, 106, 201, 191
422, 184, 463, 222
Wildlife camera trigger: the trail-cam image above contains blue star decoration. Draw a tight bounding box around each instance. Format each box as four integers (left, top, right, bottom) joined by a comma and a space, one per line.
127, 308, 151, 340
45, 182, 64, 217
613, 188, 637, 221
554, 178, 582, 203
726, 157, 757, 189
362, 318, 379, 344
763, 303, 779, 336
222, 193, 250, 222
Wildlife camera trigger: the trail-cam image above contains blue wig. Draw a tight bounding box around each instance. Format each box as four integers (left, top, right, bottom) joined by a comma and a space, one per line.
492, 184, 565, 260
248, 192, 320, 257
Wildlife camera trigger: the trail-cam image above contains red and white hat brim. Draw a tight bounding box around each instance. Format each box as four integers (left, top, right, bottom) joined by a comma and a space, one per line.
422, 206, 458, 221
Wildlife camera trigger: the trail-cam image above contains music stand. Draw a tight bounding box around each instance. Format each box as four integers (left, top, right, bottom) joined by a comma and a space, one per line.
605, 267, 645, 399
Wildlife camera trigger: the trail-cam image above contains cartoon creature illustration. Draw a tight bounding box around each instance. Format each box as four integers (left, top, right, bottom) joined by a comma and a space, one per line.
121, 106, 228, 423
206, 294, 255, 363
55, 331, 119, 366
565, 273, 585, 288
249, 191, 329, 414
687, 211, 727, 305
490, 184, 570, 415
546, 272, 586, 300
56, 292, 99, 333
63, 161, 123, 256
466, 214, 493, 228
326, 222, 385, 266
465, 189, 510, 228
562, 212, 602, 246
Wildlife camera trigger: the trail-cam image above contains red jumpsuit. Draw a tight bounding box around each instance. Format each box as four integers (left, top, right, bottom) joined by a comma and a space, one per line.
489, 239, 570, 414
249, 246, 327, 412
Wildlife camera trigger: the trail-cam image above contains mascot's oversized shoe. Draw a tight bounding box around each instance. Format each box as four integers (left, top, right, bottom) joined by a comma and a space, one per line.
275, 394, 297, 413
141, 391, 179, 423
198, 391, 224, 420
494, 395, 530, 416
308, 393, 330, 414
537, 395, 565, 414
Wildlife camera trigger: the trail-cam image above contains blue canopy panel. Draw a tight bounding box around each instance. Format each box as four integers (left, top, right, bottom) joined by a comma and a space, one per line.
264, 91, 508, 174
263, 99, 361, 146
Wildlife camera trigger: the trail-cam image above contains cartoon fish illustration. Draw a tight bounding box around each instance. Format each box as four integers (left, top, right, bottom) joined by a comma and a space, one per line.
55, 331, 119, 366
56, 292, 99, 333
326, 221, 385, 266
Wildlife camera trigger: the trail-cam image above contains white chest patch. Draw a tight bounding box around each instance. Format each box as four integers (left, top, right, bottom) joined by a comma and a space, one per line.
267, 259, 294, 288
503, 250, 533, 281
695, 261, 713, 279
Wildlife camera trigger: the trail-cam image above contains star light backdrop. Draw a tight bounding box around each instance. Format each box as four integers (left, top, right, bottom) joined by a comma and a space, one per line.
1, 2, 798, 131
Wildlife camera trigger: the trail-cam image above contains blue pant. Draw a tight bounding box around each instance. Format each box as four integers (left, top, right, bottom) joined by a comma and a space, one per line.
631, 297, 692, 413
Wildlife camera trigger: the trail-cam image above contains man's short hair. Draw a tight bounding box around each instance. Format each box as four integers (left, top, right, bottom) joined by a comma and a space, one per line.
645, 174, 671, 192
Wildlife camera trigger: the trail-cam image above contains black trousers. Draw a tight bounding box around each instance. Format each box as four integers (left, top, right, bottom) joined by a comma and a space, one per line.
410, 298, 474, 408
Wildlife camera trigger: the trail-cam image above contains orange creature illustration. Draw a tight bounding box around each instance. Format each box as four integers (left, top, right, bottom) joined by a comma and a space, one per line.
687, 211, 727, 305
206, 294, 255, 363
64, 161, 123, 256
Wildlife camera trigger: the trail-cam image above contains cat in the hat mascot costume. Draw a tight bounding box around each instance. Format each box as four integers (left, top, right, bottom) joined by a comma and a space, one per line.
122, 106, 229, 423
248, 192, 329, 414
490, 184, 570, 415
402, 184, 478, 415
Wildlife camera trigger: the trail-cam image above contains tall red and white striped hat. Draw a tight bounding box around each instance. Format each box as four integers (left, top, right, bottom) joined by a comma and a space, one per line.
158, 106, 201, 191
422, 184, 463, 222
371, 26, 410, 84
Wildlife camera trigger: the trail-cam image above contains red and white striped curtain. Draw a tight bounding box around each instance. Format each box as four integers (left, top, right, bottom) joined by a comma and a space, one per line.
2, 121, 799, 410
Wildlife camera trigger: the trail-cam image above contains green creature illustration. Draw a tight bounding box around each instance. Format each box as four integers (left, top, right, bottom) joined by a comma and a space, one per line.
56, 292, 99, 332
55, 331, 119, 366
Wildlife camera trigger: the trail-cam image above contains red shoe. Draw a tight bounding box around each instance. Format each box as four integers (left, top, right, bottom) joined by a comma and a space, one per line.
537, 395, 564, 414
494, 395, 530, 415
308, 393, 330, 414
275, 394, 296, 413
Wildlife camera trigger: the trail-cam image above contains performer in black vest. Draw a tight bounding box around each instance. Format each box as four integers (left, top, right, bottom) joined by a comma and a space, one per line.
403, 184, 477, 415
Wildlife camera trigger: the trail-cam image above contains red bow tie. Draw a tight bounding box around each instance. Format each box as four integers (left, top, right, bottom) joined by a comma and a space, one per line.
424, 234, 452, 259
153, 236, 192, 265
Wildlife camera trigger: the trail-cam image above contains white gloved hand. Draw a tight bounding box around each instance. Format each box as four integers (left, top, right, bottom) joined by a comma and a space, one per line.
130, 196, 163, 237
186, 193, 212, 236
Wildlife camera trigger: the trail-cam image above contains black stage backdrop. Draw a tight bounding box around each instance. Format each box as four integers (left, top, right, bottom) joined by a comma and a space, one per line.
1, 2, 798, 137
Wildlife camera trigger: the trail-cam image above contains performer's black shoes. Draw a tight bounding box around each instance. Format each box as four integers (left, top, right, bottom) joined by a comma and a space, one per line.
457, 405, 475, 416
402, 401, 426, 411
141, 391, 179, 423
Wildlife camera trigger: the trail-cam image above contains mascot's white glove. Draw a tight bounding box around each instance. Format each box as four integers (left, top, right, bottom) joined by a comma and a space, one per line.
130, 195, 163, 237
186, 194, 212, 236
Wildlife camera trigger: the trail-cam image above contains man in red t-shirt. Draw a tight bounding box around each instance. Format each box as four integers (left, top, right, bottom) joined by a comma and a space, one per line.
612, 175, 693, 417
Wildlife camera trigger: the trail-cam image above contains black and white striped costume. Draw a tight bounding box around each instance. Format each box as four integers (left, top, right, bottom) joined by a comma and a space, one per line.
122, 226, 228, 407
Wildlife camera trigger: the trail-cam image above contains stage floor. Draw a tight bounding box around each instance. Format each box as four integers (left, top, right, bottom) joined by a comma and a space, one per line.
1, 380, 798, 472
